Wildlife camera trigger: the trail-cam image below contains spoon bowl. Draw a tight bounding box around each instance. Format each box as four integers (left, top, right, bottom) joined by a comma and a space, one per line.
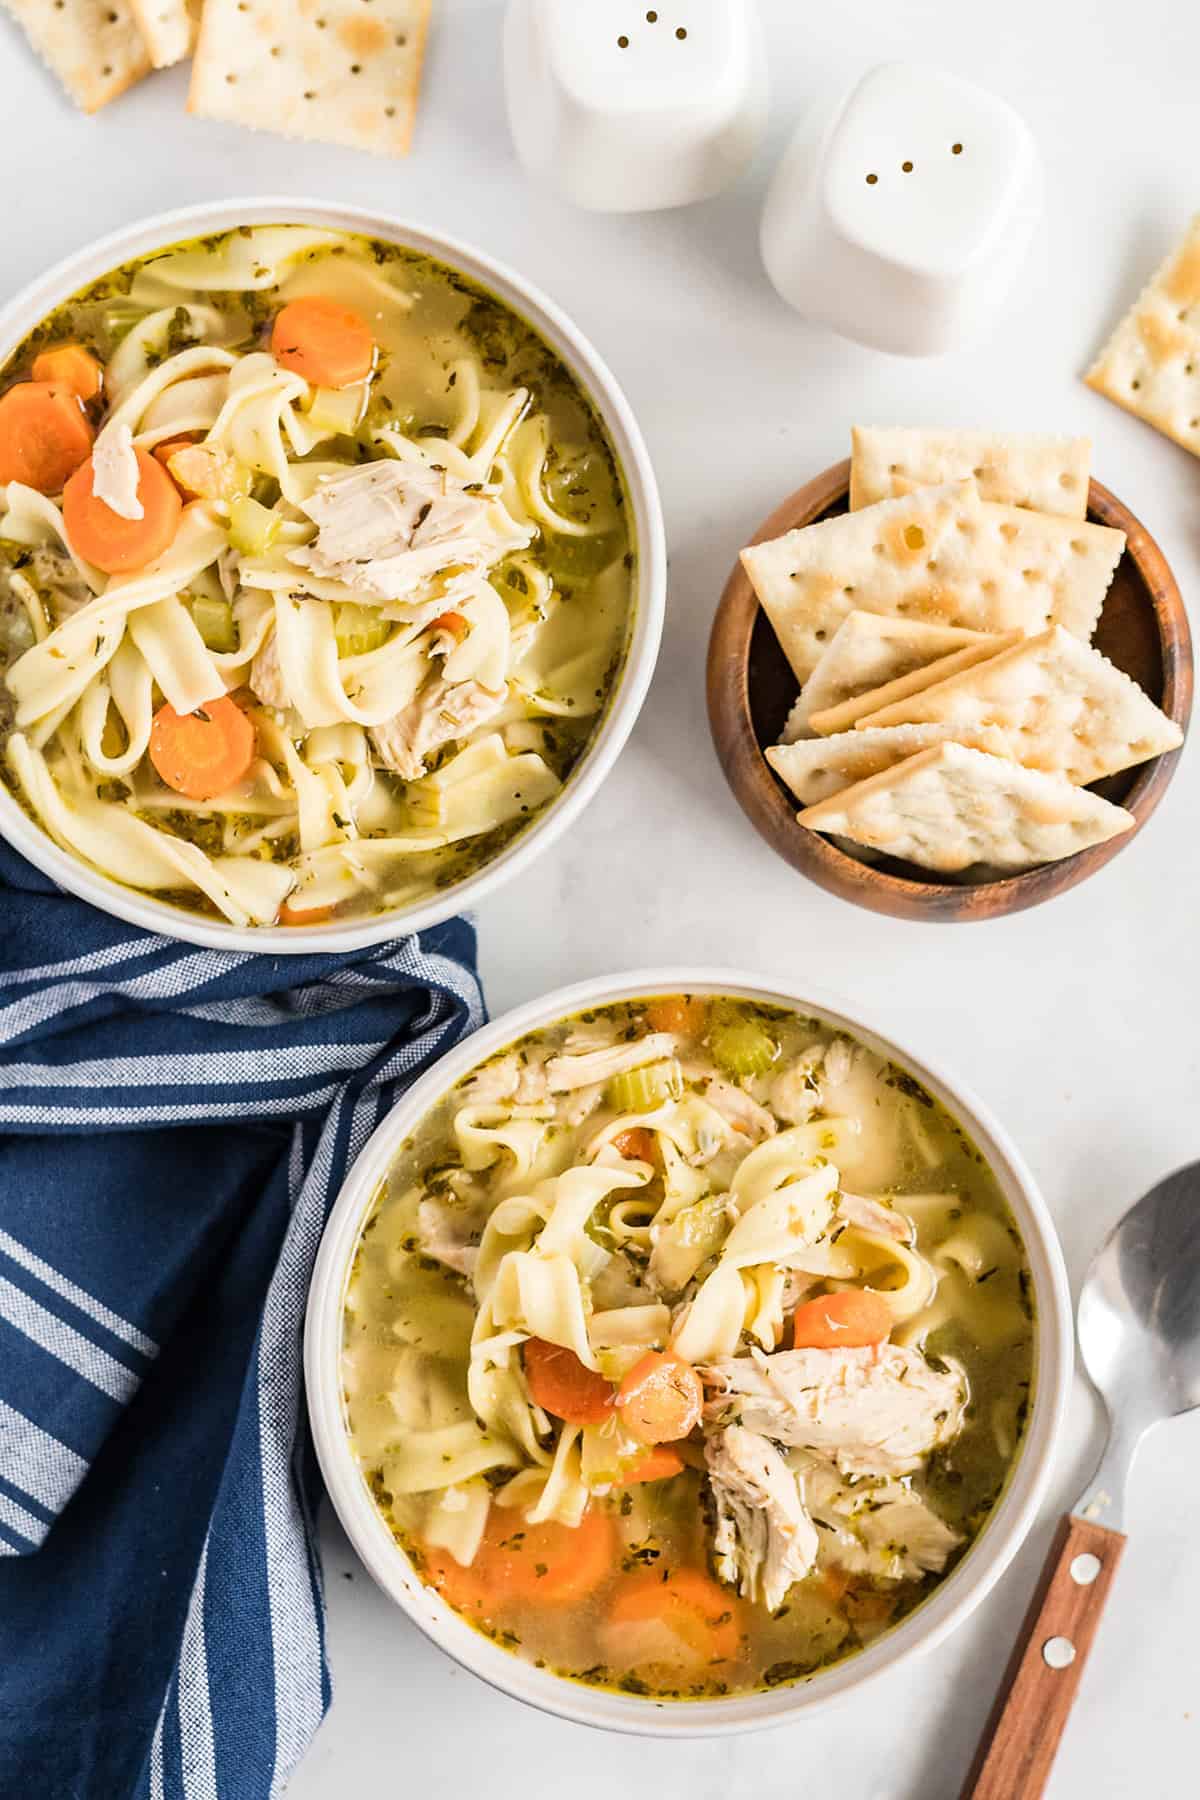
1077, 1160, 1200, 1528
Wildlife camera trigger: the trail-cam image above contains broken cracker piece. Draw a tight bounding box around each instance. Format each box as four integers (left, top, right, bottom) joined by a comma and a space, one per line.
1085, 216, 1200, 459
130, 0, 196, 67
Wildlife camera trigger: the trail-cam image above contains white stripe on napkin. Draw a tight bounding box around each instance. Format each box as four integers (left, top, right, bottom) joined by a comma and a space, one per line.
262, 1113, 344, 1797
0, 1275, 141, 1403
0, 1043, 387, 1091
0, 934, 173, 992
0, 950, 253, 1046
0, 1397, 88, 1513
178, 1540, 218, 1800
0, 1085, 344, 1127
0, 1228, 158, 1356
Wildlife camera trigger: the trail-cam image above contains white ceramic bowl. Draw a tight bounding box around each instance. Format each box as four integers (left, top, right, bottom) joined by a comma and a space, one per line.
0, 199, 666, 952
306, 967, 1073, 1735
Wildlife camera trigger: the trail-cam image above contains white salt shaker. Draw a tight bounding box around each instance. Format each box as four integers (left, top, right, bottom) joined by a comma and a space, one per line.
761, 62, 1043, 356
504, 0, 768, 212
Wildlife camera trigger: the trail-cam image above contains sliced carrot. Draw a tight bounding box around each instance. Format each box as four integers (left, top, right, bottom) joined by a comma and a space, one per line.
428, 1505, 614, 1614
790, 1288, 893, 1351
618, 1446, 684, 1485
612, 1127, 656, 1163
0, 381, 94, 493
431, 610, 469, 644
271, 296, 375, 388
278, 901, 336, 927
152, 434, 202, 467
609, 1568, 742, 1662
616, 1351, 703, 1446
31, 344, 104, 404
523, 1338, 614, 1425
148, 696, 256, 802
644, 996, 709, 1038
63, 446, 182, 574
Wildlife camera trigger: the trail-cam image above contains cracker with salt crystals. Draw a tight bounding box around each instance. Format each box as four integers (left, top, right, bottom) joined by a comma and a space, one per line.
798, 742, 1135, 874
1085, 216, 1200, 459
850, 427, 1091, 519
768, 725, 955, 807
190, 0, 432, 156
129, 0, 196, 67
741, 481, 1124, 685
858, 624, 1183, 785
2, 0, 149, 110
779, 612, 994, 742
808, 633, 1018, 738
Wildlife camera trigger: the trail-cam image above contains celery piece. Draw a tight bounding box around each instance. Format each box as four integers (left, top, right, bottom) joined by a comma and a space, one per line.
334, 603, 391, 657
228, 496, 281, 556
307, 383, 367, 437
607, 1057, 683, 1114
190, 595, 237, 653
709, 1015, 779, 1080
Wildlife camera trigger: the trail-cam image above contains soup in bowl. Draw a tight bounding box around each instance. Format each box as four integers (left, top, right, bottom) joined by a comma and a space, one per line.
307, 972, 1072, 1731
0, 203, 664, 948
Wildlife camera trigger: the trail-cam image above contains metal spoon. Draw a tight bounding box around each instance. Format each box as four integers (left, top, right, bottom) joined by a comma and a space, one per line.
962, 1159, 1200, 1799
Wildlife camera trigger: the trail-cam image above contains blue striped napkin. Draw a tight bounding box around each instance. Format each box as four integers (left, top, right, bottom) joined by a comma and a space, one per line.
0, 841, 485, 1799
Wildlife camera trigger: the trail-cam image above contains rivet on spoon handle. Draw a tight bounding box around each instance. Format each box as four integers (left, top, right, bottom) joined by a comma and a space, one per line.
959, 1513, 1126, 1800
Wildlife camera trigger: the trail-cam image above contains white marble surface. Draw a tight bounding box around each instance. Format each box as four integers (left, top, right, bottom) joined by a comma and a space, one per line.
5, 0, 1198, 1793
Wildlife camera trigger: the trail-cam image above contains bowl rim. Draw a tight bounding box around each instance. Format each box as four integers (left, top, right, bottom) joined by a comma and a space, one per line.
0, 197, 666, 951
707, 458, 1193, 922
305, 965, 1074, 1736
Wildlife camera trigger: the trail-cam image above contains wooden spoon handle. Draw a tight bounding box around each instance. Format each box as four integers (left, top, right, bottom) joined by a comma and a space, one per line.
960, 1513, 1127, 1800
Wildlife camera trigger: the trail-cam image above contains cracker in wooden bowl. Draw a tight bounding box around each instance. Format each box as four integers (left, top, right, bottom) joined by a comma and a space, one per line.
768, 724, 955, 806
850, 427, 1091, 518
857, 624, 1183, 784
190, 0, 431, 156
1085, 216, 1200, 459
778, 611, 994, 742
807, 632, 1018, 737
740, 480, 1125, 684
797, 741, 1135, 874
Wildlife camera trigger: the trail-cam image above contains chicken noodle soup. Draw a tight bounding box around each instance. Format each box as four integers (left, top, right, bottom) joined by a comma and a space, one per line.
0, 226, 634, 927
343, 996, 1035, 1697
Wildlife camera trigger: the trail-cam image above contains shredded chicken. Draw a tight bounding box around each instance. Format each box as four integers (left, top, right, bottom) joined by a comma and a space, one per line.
694, 1072, 777, 1140
459, 1052, 549, 1108
703, 1344, 967, 1478
416, 1196, 479, 1279
91, 421, 143, 521
458, 1054, 520, 1107
770, 1047, 825, 1125
290, 461, 530, 602
797, 1454, 963, 1582
369, 677, 505, 781
835, 1192, 914, 1245
248, 631, 289, 711
545, 1033, 677, 1093
707, 1425, 819, 1612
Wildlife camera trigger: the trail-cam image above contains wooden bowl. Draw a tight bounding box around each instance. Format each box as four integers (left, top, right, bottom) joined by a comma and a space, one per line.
708, 460, 1193, 921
